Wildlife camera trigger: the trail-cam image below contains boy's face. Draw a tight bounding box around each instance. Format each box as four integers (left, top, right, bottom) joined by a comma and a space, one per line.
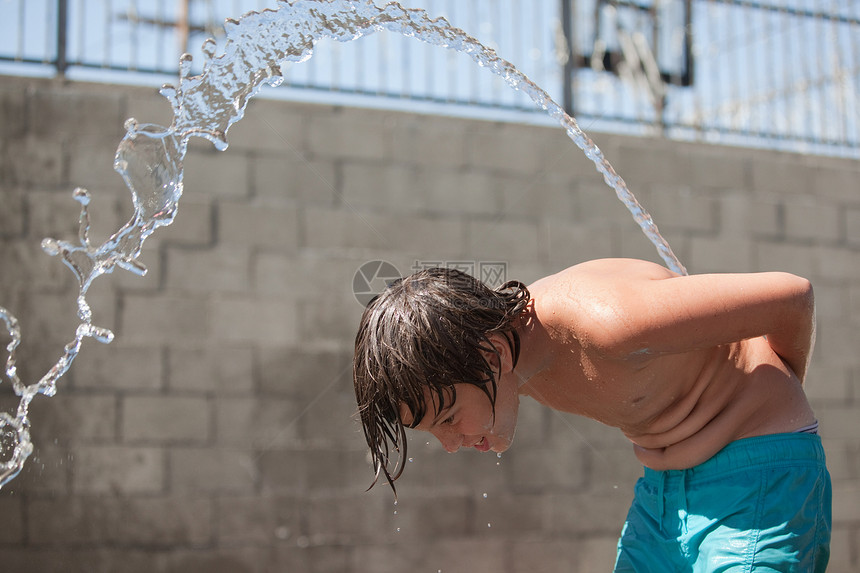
400, 378, 520, 454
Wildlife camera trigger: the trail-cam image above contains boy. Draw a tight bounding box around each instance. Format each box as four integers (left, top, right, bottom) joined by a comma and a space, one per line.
353, 258, 831, 572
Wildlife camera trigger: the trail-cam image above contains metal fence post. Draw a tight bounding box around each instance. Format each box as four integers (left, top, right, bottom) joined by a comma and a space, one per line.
561, 0, 575, 116
56, 0, 68, 75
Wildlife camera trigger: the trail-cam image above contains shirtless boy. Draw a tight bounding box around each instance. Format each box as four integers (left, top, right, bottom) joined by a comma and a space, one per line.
353, 258, 831, 572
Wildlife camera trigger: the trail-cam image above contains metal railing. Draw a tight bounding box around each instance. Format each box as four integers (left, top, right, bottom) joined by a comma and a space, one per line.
1, 0, 858, 157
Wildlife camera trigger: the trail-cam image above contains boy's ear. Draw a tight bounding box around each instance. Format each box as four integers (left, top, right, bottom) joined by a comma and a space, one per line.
484, 333, 514, 374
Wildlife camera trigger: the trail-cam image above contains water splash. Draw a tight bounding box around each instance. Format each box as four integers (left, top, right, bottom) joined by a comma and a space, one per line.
0, 0, 685, 488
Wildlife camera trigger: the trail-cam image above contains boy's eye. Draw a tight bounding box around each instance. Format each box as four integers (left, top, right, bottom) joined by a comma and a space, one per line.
443, 414, 455, 425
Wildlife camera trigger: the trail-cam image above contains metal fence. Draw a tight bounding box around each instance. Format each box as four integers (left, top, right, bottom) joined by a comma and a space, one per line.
1, 0, 858, 157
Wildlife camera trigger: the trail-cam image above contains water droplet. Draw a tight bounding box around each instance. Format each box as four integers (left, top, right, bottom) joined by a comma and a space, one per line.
274, 526, 290, 539
482, 492, 488, 499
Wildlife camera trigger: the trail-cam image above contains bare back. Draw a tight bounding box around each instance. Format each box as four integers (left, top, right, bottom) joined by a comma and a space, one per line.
515, 259, 817, 470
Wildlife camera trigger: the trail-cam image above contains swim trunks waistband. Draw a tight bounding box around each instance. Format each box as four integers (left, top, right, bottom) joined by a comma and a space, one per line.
643, 432, 826, 485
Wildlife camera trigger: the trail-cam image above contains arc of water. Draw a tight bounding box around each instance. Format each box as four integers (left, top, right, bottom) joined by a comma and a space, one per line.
0, 0, 685, 488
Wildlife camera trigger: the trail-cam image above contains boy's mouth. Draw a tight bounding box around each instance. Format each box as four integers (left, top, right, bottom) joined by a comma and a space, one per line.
474, 437, 490, 452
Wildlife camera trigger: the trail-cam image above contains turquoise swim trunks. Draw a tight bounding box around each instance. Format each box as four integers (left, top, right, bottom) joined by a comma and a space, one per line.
614, 433, 831, 573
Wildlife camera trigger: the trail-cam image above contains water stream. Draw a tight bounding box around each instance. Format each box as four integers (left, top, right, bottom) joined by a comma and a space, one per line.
0, 0, 685, 488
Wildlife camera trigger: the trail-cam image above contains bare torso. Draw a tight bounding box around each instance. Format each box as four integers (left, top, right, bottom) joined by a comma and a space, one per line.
515, 259, 816, 470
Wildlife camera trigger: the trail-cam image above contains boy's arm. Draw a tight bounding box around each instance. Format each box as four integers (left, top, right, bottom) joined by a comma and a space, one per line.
580, 267, 816, 381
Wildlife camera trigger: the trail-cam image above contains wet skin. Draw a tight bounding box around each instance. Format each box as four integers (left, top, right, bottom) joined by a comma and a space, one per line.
405, 258, 817, 470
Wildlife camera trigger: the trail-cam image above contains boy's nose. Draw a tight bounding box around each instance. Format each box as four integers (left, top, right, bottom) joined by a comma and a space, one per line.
434, 431, 462, 453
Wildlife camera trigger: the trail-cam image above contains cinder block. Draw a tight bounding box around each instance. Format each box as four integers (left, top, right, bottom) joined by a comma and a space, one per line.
165, 246, 251, 293
183, 149, 249, 199
71, 445, 164, 493
224, 98, 305, 153
504, 441, 588, 493
813, 164, 860, 202
342, 161, 422, 213
578, 536, 624, 573
817, 323, 860, 369
269, 544, 352, 573
215, 396, 302, 448
574, 181, 647, 225
28, 394, 117, 444
537, 126, 608, 181
804, 362, 850, 402
544, 220, 617, 269
8, 442, 72, 495
120, 294, 210, 344
510, 540, 586, 573
645, 185, 718, 234
29, 86, 123, 143
209, 296, 298, 345
684, 148, 749, 190
418, 539, 508, 573
124, 89, 175, 128
253, 152, 338, 204
618, 224, 683, 267
816, 247, 860, 281
122, 395, 210, 443
816, 405, 860, 440
832, 481, 860, 524
307, 493, 392, 542
301, 388, 365, 447
170, 447, 257, 493
0, 496, 24, 543
305, 449, 373, 491
72, 343, 163, 391
258, 347, 350, 397
0, 81, 28, 139
547, 489, 633, 535
389, 114, 469, 169
106, 497, 213, 546
471, 491, 545, 536
307, 110, 388, 161
168, 346, 254, 394
148, 199, 214, 248
616, 143, 691, 187
715, 192, 781, 240
753, 241, 818, 277
750, 156, 815, 196
27, 497, 110, 544
217, 495, 304, 546
258, 449, 309, 493
417, 168, 505, 217
302, 206, 466, 259
0, 136, 64, 187
847, 207, 860, 248
500, 172, 576, 221
0, 190, 26, 238
689, 237, 754, 273
466, 218, 541, 263
297, 295, 364, 345
827, 527, 856, 573
253, 252, 367, 299
27, 190, 85, 241
217, 202, 300, 249
464, 123, 546, 174
165, 548, 263, 573
67, 137, 127, 195
784, 200, 841, 243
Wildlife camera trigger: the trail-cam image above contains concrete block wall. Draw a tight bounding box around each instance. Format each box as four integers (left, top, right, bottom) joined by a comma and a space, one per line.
0, 75, 858, 572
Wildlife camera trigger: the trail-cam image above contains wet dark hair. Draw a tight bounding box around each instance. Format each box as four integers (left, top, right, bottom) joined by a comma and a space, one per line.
353, 267, 530, 495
